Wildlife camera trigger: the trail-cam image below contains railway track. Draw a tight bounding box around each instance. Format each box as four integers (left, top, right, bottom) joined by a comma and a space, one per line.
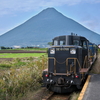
42, 91, 71, 100
42, 91, 54, 100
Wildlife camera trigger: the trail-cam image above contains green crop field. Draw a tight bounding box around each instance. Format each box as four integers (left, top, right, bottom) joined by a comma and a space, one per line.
0, 53, 46, 58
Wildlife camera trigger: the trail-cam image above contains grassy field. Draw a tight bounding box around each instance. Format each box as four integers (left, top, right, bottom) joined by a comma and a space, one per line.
0, 48, 48, 99
0, 55, 48, 100
0, 53, 46, 58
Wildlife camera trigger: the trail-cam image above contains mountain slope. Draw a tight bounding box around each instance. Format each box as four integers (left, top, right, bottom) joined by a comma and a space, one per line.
0, 8, 100, 47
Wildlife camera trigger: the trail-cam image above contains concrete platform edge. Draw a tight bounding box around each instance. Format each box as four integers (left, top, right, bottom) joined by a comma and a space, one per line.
78, 75, 91, 100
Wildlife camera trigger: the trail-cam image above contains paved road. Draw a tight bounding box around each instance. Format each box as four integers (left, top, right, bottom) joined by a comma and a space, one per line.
83, 74, 100, 100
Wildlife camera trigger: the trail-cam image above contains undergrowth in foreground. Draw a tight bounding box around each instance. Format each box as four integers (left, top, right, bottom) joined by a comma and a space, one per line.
70, 92, 80, 100
90, 53, 100, 74
0, 56, 47, 100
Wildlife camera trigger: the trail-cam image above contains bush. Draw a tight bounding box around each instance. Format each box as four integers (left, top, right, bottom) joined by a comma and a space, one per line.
0, 56, 47, 100
0, 64, 12, 69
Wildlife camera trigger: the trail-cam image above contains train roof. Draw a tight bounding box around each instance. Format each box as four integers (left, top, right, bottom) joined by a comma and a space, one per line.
53, 35, 89, 41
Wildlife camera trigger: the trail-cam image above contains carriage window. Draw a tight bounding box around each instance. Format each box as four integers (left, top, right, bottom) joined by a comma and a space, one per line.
60, 40, 65, 45
73, 40, 79, 46
54, 40, 58, 45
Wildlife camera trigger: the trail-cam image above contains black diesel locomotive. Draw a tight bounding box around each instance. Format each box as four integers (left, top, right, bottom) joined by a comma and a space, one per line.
42, 35, 97, 93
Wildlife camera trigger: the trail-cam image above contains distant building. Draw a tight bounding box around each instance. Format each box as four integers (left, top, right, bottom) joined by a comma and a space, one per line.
13, 45, 21, 49
98, 44, 100, 48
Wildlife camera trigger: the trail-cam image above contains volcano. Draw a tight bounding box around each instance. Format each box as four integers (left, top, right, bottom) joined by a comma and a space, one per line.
0, 8, 100, 47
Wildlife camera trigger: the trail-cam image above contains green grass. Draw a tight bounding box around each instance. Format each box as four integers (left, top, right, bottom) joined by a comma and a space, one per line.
0, 53, 46, 58
70, 92, 80, 100
0, 56, 48, 100
0, 64, 12, 70
98, 49, 100, 52
90, 52, 100, 74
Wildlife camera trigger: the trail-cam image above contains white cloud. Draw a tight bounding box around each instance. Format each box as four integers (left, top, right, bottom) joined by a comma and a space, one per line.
83, 20, 96, 28
0, 0, 82, 16
0, 0, 100, 16
0, 0, 100, 34
42, 0, 81, 6
81, 19, 100, 33
83, 0, 100, 3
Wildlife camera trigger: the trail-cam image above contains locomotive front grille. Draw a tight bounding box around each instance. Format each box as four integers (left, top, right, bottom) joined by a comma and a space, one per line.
48, 47, 82, 75
55, 48, 69, 68
48, 57, 81, 76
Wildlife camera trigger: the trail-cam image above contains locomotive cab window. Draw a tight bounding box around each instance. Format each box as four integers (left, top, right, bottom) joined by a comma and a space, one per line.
80, 40, 88, 49
73, 40, 79, 46
83, 41, 87, 49
60, 40, 65, 45
53, 36, 66, 45
54, 40, 58, 45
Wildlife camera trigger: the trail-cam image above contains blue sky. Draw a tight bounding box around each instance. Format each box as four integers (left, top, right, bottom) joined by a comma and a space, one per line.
0, 0, 100, 35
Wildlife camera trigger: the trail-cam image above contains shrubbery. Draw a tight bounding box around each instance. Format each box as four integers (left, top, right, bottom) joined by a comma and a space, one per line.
0, 56, 47, 100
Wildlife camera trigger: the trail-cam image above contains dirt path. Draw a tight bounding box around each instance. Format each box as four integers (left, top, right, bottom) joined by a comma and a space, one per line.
0, 58, 13, 63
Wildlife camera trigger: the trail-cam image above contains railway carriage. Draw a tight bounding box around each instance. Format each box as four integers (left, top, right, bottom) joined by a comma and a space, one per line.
42, 34, 97, 93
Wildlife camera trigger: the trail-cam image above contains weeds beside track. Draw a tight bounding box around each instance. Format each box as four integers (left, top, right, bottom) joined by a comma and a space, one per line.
0, 56, 48, 100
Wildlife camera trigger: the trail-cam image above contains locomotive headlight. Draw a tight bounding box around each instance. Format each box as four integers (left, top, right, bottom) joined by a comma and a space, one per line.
50, 48, 55, 54
70, 48, 76, 54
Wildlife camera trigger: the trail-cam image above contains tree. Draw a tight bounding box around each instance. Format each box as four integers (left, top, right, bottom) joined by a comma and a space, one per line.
48, 42, 53, 46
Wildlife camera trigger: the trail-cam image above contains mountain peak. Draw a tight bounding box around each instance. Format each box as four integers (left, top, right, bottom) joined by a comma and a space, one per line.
35, 7, 64, 19
43, 7, 57, 12
0, 8, 99, 47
